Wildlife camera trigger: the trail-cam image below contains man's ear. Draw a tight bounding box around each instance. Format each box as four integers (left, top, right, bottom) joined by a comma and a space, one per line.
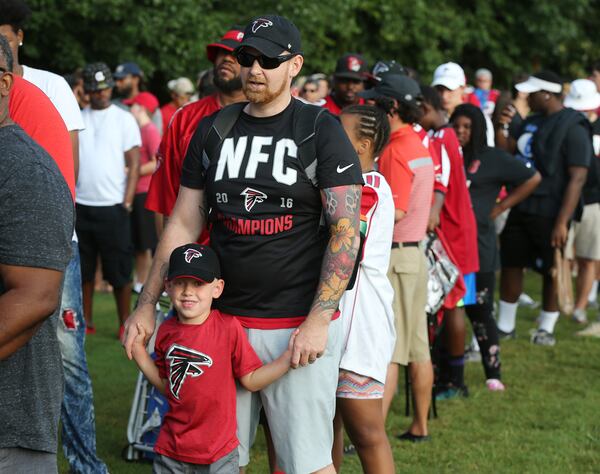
289, 55, 304, 79
0, 71, 13, 98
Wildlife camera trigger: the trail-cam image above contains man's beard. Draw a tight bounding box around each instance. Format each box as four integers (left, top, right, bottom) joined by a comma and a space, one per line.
213, 70, 242, 94
242, 76, 288, 104
114, 84, 133, 100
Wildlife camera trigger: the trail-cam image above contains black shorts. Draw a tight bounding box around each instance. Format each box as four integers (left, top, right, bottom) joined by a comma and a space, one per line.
499, 209, 555, 275
131, 193, 157, 252
76, 203, 133, 288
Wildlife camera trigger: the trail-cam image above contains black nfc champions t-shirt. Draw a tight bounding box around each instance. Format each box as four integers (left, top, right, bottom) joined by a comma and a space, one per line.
181, 98, 363, 326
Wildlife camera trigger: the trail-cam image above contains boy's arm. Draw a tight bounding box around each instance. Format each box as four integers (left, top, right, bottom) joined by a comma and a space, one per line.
239, 331, 297, 392
131, 323, 167, 395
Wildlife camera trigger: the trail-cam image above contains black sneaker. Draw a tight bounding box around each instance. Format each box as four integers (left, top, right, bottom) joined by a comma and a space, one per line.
396, 431, 431, 443
530, 329, 556, 346
497, 327, 516, 340
343, 444, 356, 456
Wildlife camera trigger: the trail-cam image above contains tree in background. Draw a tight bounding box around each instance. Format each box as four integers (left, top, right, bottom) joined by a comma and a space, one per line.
20, 0, 600, 95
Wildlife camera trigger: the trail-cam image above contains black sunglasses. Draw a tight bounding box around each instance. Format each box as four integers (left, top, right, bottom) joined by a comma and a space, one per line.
236, 50, 298, 70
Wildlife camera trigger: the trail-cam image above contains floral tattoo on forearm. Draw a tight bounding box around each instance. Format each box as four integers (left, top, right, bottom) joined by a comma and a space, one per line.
310, 185, 361, 318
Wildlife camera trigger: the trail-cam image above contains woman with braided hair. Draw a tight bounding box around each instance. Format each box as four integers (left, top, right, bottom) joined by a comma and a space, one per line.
332, 104, 396, 473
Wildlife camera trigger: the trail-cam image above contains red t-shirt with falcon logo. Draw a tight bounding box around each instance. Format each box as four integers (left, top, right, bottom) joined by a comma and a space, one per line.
154, 310, 262, 464
181, 98, 363, 328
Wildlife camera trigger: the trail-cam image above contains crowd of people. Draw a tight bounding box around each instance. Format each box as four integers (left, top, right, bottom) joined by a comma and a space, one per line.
1, 1, 600, 473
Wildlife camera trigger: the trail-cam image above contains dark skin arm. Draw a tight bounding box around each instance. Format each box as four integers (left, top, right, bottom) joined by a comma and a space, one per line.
0, 264, 64, 360
290, 184, 361, 369
494, 104, 517, 153
427, 191, 445, 232
551, 166, 588, 248
123, 146, 141, 209
490, 172, 542, 220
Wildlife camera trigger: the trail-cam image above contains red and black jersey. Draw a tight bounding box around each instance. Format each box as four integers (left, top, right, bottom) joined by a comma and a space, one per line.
323, 94, 364, 115
181, 98, 363, 328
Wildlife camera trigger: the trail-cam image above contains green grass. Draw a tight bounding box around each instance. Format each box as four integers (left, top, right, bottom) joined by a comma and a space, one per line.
59, 275, 600, 473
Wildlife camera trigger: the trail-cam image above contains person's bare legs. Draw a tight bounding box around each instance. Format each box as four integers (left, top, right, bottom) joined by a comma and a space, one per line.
332, 406, 345, 472
407, 360, 433, 436
82, 280, 94, 329
500, 267, 524, 304
337, 398, 395, 474
382, 362, 399, 419
113, 283, 132, 326
444, 307, 466, 356
575, 258, 596, 311
541, 274, 559, 312
134, 249, 153, 289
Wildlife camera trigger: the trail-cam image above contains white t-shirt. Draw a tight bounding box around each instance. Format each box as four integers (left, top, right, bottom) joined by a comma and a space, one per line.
339, 171, 396, 383
22, 65, 84, 132
76, 105, 141, 206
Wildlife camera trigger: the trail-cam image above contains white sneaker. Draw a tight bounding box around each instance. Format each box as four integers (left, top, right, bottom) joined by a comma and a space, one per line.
486, 379, 505, 391
572, 308, 588, 325
518, 293, 540, 309
576, 322, 600, 337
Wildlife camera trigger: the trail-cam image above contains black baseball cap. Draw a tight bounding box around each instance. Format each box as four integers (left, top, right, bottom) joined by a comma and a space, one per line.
359, 72, 421, 106
206, 25, 245, 63
82, 62, 115, 92
235, 15, 302, 58
371, 60, 407, 79
113, 62, 143, 79
167, 244, 221, 283
334, 53, 369, 81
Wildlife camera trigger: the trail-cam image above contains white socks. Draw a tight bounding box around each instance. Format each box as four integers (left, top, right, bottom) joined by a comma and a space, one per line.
588, 280, 598, 305
538, 310, 560, 334
497, 300, 518, 333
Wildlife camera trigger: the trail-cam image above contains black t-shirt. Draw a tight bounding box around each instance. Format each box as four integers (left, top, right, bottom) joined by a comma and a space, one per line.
511, 110, 592, 217
181, 98, 363, 318
583, 120, 600, 205
466, 147, 535, 272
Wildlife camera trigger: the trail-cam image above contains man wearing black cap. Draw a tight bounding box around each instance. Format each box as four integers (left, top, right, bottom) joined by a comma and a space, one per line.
496, 71, 592, 346
323, 53, 368, 115
125, 14, 363, 474
77, 62, 141, 337
145, 26, 247, 226
114, 61, 163, 134
361, 73, 435, 442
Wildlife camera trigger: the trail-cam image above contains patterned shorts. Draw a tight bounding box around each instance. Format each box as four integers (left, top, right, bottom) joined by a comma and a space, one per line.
336, 369, 384, 399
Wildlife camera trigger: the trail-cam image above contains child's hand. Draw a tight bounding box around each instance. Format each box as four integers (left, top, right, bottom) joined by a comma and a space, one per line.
283, 329, 300, 365
131, 323, 147, 355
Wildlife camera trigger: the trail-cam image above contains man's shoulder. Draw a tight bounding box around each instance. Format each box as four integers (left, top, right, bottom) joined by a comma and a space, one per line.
177, 95, 221, 122
23, 65, 68, 90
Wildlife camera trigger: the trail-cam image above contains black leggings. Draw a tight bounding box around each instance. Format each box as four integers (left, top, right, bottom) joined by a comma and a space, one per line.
465, 271, 501, 380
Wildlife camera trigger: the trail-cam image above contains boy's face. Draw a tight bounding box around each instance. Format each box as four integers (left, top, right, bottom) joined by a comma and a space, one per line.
166, 277, 224, 324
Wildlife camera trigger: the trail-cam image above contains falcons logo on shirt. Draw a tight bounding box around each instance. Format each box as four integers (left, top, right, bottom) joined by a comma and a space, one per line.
252, 18, 273, 33
184, 248, 202, 263
241, 187, 267, 212
166, 344, 213, 400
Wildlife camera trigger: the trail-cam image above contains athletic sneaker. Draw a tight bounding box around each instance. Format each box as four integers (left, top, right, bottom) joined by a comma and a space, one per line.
530, 329, 556, 346
576, 321, 600, 337
435, 384, 469, 401
343, 444, 356, 456
464, 344, 482, 363
486, 378, 505, 391
497, 327, 516, 340
572, 308, 588, 325
396, 431, 431, 443
518, 293, 540, 309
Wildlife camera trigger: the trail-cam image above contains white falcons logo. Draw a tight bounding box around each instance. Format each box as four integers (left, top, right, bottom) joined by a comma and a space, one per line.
241, 187, 267, 212
183, 248, 202, 263
252, 18, 273, 33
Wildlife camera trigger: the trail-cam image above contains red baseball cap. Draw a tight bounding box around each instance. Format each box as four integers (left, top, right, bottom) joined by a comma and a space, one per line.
123, 91, 159, 113
206, 26, 245, 63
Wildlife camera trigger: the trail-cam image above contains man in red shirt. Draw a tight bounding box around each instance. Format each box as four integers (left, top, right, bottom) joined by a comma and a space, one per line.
323, 53, 368, 115
145, 26, 247, 224
361, 73, 435, 442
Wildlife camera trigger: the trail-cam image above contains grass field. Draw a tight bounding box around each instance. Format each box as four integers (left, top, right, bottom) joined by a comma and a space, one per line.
58, 275, 600, 473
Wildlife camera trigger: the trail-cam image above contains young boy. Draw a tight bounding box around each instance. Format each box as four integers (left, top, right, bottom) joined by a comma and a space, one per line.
131, 243, 294, 473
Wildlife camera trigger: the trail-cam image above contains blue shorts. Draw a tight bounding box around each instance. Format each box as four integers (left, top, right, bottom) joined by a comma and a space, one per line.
457, 272, 477, 307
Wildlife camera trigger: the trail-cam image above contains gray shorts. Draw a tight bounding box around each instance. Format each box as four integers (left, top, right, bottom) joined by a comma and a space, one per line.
152, 448, 239, 474
0, 447, 57, 474
236, 318, 343, 474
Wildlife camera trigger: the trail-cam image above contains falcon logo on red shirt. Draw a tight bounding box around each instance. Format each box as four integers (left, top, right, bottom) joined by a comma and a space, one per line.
184, 248, 202, 263
166, 344, 213, 400
252, 18, 273, 33
241, 187, 267, 212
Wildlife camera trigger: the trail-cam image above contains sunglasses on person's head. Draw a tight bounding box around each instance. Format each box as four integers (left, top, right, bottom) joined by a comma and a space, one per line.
236, 49, 298, 70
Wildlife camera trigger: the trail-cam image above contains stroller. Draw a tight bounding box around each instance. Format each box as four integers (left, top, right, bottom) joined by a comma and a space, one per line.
123, 293, 171, 461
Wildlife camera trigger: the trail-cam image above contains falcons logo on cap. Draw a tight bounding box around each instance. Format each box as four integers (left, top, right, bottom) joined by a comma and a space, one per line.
252, 18, 273, 33
347, 56, 363, 72
241, 187, 267, 212
184, 248, 202, 263
166, 344, 213, 400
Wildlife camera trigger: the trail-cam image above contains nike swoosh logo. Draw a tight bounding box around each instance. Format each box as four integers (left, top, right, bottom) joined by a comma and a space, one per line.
337, 163, 354, 173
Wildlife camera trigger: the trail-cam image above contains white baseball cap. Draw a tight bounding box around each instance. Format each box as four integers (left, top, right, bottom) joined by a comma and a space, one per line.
515, 71, 562, 94
564, 79, 600, 111
431, 62, 466, 90
167, 77, 195, 96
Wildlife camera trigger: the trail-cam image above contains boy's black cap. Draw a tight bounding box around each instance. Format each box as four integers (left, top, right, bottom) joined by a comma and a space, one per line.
334, 53, 368, 81
359, 73, 421, 106
235, 14, 302, 58
168, 244, 221, 283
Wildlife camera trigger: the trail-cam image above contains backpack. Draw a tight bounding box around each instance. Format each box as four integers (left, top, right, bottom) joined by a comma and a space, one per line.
201, 99, 327, 187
